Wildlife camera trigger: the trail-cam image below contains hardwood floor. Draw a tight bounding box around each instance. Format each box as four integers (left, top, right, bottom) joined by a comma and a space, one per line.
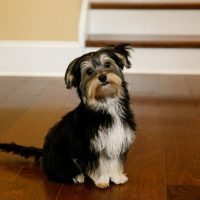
0, 75, 200, 200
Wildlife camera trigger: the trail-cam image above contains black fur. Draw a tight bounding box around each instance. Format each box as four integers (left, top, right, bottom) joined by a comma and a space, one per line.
0, 44, 136, 186
0, 143, 42, 161
42, 103, 115, 182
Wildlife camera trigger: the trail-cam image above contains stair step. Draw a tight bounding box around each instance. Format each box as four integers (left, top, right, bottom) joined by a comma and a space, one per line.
90, 1, 200, 10
86, 34, 200, 48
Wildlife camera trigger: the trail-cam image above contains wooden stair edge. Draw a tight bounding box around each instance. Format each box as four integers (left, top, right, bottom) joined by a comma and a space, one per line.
86, 34, 200, 48
90, 2, 200, 9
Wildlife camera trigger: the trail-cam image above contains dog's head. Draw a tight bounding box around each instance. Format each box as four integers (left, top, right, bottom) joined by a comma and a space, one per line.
65, 44, 132, 105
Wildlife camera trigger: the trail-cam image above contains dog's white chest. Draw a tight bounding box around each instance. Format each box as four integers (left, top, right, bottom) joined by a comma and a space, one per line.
90, 103, 134, 158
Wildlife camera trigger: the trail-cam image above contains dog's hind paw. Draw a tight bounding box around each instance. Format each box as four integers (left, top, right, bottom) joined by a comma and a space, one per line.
73, 174, 85, 184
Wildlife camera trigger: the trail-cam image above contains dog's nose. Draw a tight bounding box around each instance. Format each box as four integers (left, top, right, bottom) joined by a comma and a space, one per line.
98, 74, 107, 83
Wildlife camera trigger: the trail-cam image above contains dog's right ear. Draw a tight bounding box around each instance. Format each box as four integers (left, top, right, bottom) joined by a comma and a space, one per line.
64, 57, 81, 89
114, 44, 133, 69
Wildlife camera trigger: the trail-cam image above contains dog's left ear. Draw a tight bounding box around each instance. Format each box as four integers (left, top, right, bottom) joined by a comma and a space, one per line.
113, 44, 133, 69
64, 57, 81, 89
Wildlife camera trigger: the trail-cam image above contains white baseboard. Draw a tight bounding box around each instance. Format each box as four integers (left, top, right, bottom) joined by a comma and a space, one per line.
129, 48, 200, 75
0, 41, 84, 77
0, 41, 200, 76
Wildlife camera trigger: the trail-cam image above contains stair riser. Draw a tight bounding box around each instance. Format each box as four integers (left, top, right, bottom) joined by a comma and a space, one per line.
85, 48, 200, 74
89, 10, 200, 35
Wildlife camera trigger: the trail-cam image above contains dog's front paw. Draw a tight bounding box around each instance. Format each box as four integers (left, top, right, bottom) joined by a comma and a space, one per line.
95, 183, 109, 189
73, 174, 85, 184
95, 182, 110, 189
93, 176, 110, 189
111, 173, 128, 185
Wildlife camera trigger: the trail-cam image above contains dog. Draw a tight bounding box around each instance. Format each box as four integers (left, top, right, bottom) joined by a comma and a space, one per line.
0, 44, 136, 189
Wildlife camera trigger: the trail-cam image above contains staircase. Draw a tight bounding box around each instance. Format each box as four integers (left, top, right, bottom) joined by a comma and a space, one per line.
82, 0, 200, 74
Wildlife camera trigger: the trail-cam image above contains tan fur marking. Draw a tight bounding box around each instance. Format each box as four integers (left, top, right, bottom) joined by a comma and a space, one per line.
66, 74, 74, 88
87, 75, 100, 100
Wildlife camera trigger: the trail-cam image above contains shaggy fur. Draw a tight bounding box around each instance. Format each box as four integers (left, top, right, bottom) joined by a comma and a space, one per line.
0, 44, 136, 189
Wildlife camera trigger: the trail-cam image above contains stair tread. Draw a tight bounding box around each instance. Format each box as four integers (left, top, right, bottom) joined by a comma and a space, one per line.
86, 34, 200, 48
90, 1, 200, 9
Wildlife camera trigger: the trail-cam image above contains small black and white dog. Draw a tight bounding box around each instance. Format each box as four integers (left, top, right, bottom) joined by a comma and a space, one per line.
0, 44, 136, 188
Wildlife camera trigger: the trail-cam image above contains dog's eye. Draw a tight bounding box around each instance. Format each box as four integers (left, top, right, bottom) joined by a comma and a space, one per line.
104, 62, 111, 69
86, 68, 94, 75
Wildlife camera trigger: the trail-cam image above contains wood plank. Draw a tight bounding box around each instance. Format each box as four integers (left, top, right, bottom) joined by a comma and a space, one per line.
159, 75, 200, 199
0, 77, 51, 135
86, 34, 200, 48
0, 77, 27, 103
167, 185, 200, 200
0, 165, 61, 200
0, 165, 23, 194
90, 2, 200, 10
186, 75, 200, 119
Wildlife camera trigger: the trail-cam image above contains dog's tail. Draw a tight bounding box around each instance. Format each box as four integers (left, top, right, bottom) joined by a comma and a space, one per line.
0, 143, 42, 162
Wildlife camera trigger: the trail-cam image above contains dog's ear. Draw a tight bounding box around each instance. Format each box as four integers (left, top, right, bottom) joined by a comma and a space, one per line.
113, 44, 133, 69
65, 57, 81, 89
